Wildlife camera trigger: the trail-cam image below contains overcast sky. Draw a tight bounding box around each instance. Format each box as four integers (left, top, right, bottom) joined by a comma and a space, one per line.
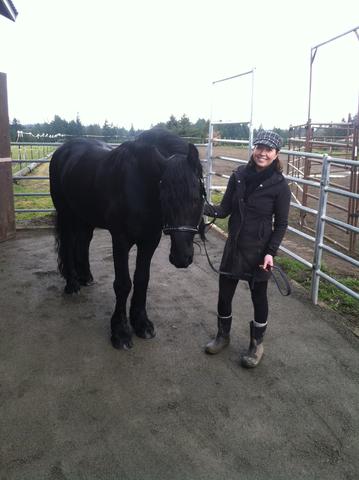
0, 0, 358, 130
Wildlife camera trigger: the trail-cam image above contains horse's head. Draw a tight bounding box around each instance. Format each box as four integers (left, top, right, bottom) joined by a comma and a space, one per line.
160, 143, 205, 268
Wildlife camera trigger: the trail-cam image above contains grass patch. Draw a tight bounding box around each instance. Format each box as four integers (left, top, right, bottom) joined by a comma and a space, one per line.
209, 192, 229, 232
276, 256, 359, 319
11, 145, 56, 175
13, 162, 54, 223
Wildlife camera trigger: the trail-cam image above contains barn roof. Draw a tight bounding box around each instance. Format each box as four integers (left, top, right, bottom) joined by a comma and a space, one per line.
0, 0, 18, 21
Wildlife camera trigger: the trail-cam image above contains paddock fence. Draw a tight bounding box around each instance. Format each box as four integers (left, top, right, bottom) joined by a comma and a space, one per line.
203, 138, 358, 304
11, 141, 124, 215
11, 142, 59, 214
10, 140, 359, 304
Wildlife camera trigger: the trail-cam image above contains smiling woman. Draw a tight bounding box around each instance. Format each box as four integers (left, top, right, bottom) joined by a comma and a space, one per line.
204, 130, 291, 368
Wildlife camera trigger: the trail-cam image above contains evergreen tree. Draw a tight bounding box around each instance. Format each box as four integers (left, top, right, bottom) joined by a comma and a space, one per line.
86, 123, 103, 137
166, 115, 178, 132
178, 114, 191, 136
49, 115, 69, 136
128, 124, 135, 139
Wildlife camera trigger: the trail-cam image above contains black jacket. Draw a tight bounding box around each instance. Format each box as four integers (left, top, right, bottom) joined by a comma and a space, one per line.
208, 163, 291, 281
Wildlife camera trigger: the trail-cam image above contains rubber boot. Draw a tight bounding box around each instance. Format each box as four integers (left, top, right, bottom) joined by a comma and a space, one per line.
205, 315, 232, 354
241, 321, 267, 368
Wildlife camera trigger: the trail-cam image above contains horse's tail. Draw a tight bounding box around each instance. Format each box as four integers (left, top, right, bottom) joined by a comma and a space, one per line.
53, 211, 64, 277
53, 209, 72, 278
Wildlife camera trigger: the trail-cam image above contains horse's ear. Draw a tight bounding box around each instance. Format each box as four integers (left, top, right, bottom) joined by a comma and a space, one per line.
151, 146, 167, 173
187, 143, 202, 175
135, 143, 166, 175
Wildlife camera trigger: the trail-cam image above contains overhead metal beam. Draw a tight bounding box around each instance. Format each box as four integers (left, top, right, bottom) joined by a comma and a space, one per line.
0, 0, 18, 21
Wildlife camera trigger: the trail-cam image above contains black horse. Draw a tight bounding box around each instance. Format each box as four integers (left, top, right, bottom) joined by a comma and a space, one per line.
49, 128, 204, 349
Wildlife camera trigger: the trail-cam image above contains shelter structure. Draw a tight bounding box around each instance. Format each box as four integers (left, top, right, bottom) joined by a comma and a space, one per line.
0, 0, 17, 21
0, 1, 17, 242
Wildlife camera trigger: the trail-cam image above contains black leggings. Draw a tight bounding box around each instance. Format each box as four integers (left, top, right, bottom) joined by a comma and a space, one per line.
217, 275, 268, 324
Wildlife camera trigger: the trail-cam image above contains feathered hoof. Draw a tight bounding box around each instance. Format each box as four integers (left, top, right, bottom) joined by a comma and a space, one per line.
79, 279, 95, 287
135, 326, 156, 339
130, 313, 155, 339
64, 280, 81, 294
111, 335, 134, 350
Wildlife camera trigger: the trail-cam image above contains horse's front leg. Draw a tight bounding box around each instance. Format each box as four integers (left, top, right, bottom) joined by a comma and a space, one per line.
110, 233, 133, 350
130, 235, 161, 339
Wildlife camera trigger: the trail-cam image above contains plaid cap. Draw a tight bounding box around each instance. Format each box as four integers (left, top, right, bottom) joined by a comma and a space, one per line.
253, 130, 283, 150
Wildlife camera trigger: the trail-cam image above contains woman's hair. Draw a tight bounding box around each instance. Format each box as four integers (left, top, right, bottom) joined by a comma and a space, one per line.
248, 154, 283, 172
274, 155, 283, 172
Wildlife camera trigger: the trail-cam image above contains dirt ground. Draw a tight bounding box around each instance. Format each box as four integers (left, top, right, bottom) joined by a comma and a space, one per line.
0, 228, 358, 480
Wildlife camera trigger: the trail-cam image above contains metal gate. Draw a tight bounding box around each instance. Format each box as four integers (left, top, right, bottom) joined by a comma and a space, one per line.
203, 144, 359, 303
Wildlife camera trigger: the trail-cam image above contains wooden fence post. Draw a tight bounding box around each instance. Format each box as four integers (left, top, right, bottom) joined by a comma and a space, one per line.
0, 72, 16, 241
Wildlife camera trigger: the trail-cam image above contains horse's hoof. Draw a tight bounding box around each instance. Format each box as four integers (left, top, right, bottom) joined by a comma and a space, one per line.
130, 314, 155, 339
64, 283, 80, 294
79, 276, 95, 286
132, 322, 155, 339
136, 328, 156, 339
111, 336, 133, 350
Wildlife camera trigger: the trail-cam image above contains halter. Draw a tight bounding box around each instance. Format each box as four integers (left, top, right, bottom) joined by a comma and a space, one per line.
161, 177, 207, 236
162, 225, 200, 235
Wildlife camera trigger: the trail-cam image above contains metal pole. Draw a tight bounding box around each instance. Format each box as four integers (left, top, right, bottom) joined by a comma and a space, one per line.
248, 68, 255, 160
307, 47, 316, 123
348, 94, 359, 252
307, 26, 359, 122
205, 79, 216, 205
311, 154, 330, 304
211, 69, 255, 162
212, 70, 254, 85
206, 123, 214, 205
313, 26, 359, 50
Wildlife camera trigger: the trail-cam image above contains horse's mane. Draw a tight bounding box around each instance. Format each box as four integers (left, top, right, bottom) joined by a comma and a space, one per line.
108, 140, 167, 184
107, 129, 203, 222
136, 128, 189, 157
160, 154, 202, 221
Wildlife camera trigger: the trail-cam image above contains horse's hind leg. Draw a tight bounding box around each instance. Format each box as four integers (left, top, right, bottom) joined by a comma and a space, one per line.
55, 210, 81, 294
75, 224, 94, 286
130, 235, 161, 339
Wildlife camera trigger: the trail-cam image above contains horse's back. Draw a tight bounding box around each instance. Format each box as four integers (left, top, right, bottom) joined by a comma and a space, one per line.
49, 138, 163, 231
50, 139, 114, 220
51, 138, 111, 170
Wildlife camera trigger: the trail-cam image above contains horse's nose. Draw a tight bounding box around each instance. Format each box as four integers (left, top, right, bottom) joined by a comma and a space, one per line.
169, 254, 193, 268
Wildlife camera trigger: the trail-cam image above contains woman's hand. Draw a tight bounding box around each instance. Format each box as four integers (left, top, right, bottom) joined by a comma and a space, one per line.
261, 254, 274, 271
203, 203, 217, 217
